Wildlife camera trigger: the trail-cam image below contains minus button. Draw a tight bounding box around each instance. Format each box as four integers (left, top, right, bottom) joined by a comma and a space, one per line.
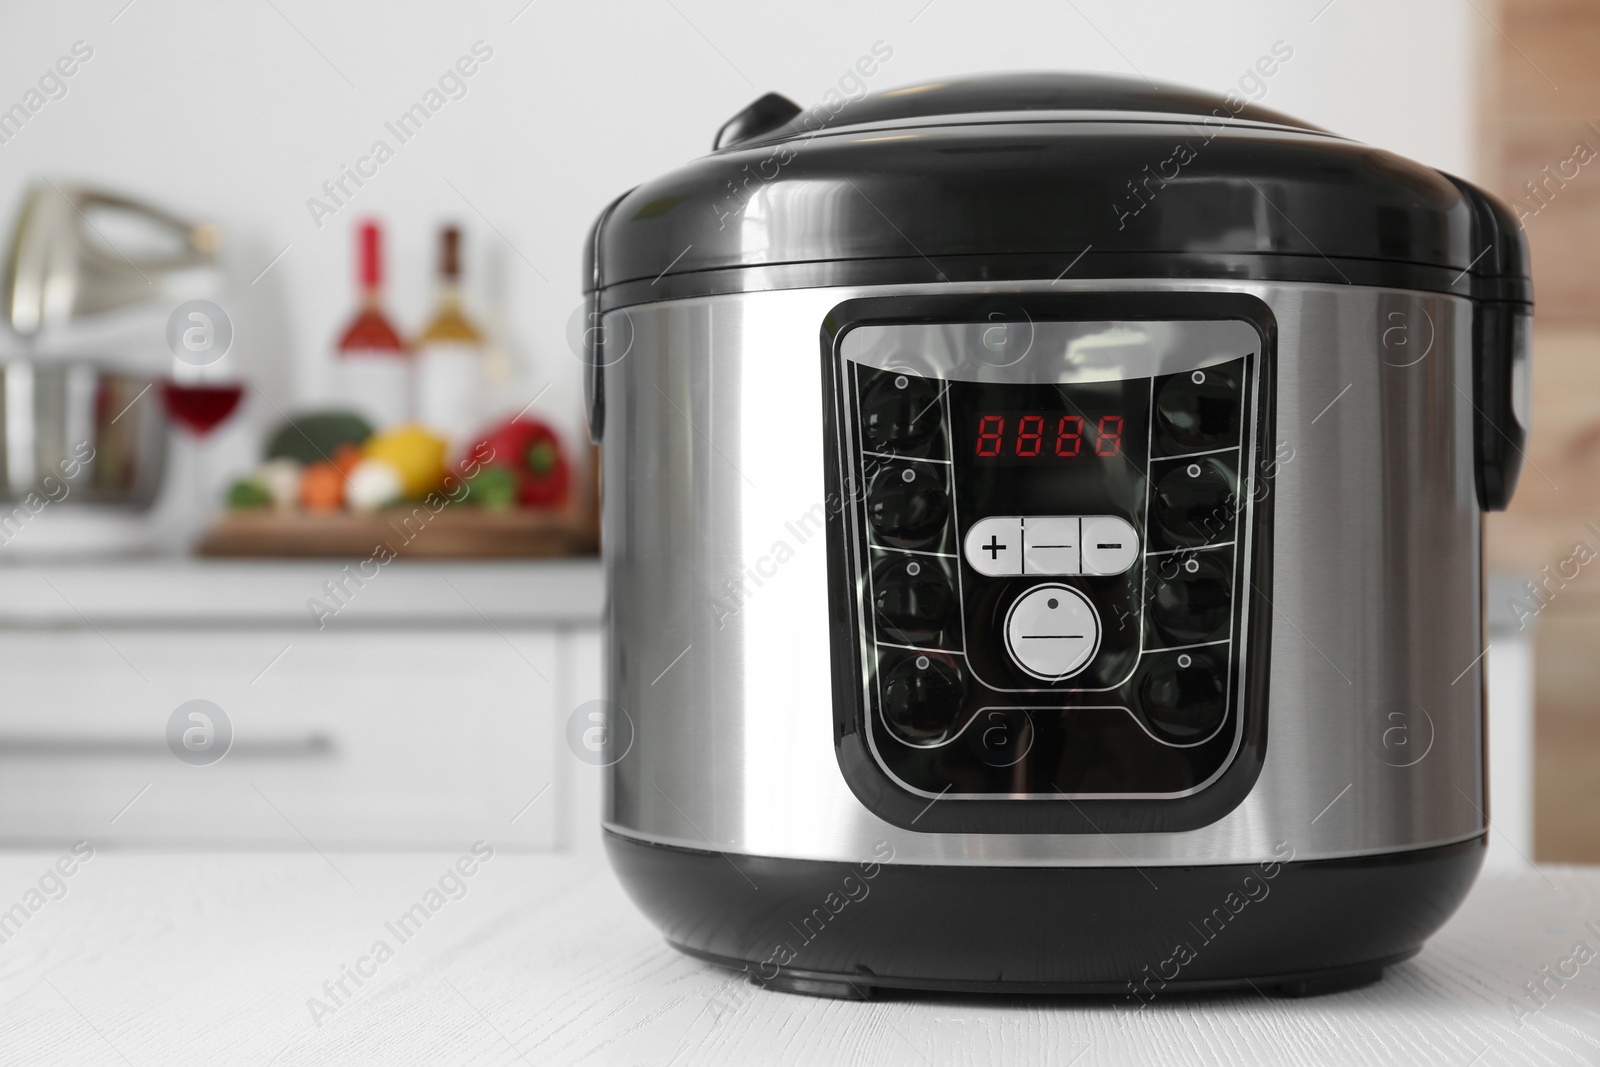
1021, 517, 1079, 575
1080, 516, 1140, 575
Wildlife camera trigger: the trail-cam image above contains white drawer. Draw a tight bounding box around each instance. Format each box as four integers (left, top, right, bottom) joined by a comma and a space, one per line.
0, 627, 565, 848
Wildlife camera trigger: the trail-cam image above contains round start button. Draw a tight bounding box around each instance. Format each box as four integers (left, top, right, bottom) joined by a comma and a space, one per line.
1003, 584, 1101, 681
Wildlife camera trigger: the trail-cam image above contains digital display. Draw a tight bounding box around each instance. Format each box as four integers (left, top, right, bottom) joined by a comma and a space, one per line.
971, 413, 1125, 459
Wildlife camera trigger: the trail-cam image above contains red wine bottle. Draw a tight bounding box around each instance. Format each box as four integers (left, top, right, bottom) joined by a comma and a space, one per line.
334, 221, 410, 428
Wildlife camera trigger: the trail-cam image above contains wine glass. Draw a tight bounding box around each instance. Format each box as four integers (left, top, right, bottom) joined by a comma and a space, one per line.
162, 299, 244, 547
161, 376, 244, 437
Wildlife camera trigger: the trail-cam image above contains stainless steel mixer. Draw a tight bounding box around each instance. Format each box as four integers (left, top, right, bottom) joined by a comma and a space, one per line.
0, 181, 221, 512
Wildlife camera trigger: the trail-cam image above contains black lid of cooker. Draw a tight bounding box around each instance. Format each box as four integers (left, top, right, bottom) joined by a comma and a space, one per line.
727, 71, 1325, 146
587, 72, 1530, 305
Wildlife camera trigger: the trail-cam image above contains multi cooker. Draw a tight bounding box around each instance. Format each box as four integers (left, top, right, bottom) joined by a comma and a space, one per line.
582, 73, 1531, 998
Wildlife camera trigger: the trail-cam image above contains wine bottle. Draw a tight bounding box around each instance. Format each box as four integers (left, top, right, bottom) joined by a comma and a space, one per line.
414, 225, 485, 449
334, 220, 410, 429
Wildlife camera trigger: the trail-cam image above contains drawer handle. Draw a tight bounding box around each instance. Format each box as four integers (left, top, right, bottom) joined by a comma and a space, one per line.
0, 734, 336, 759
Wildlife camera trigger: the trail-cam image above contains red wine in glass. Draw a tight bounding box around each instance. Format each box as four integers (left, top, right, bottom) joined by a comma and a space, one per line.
162, 381, 244, 436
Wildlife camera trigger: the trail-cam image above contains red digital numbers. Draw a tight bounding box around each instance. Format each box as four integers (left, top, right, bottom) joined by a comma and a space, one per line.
975, 415, 1005, 457
1017, 415, 1044, 456
975, 413, 1123, 458
1055, 415, 1082, 456
1095, 415, 1123, 457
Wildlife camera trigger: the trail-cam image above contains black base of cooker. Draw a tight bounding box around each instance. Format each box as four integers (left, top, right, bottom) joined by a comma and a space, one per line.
605, 830, 1484, 1001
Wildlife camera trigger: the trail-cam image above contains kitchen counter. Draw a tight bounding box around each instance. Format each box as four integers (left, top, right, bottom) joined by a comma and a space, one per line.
0, 558, 604, 626
1, 851, 1594, 1066
0, 560, 606, 850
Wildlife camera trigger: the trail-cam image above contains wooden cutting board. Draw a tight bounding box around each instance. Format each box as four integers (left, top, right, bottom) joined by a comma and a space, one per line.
198, 505, 598, 558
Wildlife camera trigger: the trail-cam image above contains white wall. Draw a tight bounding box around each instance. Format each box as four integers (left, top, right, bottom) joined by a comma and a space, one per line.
0, 0, 1482, 456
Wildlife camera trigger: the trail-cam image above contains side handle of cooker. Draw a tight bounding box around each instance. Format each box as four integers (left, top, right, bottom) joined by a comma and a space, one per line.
583, 191, 633, 445
1447, 175, 1533, 512
582, 288, 606, 445
1473, 299, 1531, 511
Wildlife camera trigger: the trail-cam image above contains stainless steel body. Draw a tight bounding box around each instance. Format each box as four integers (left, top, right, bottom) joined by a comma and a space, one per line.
602, 279, 1483, 867
0, 359, 169, 508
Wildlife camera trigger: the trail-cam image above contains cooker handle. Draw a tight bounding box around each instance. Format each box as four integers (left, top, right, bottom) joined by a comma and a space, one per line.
582, 190, 633, 444
1445, 176, 1533, 512
581, 290, 605, 445
1473, 300, 1531, 511
713, 92, 802, 150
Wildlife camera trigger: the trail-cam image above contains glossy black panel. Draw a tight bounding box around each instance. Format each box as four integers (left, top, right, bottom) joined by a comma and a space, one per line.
824, 295, 1278, 831
852, 358, 1247, 798
607, 832, 1486, 998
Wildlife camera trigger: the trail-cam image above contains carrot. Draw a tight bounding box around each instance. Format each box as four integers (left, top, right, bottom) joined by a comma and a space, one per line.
330, 442, 363, 477
299, 461, 345, 512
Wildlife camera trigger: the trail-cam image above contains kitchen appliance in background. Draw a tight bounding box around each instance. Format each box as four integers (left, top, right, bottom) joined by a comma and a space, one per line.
3, 181, 220, 337
333, 221, 410, 431
0, 181, 225, 554
586, 74, 1531, 997
0, 361, 167, 507
414, 225, 487, 451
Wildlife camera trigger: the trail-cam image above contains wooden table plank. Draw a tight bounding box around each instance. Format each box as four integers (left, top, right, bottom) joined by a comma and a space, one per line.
0, 852, 1595, 1066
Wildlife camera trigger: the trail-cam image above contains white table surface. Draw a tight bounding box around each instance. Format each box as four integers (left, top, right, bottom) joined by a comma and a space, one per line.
1, 851, 1596, 1066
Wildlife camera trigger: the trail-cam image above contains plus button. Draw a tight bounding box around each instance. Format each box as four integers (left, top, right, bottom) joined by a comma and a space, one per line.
963, 517, 1023, 577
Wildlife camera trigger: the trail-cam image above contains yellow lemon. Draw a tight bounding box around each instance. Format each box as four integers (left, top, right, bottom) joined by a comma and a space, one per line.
363, 424, 449, 499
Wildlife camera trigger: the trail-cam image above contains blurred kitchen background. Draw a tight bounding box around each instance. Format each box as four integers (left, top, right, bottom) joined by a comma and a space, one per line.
1483, 0, 1600, 863
0, 0, 1588, 861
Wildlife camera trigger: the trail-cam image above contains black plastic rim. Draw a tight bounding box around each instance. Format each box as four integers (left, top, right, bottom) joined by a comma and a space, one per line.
606, 830, 1486, 1001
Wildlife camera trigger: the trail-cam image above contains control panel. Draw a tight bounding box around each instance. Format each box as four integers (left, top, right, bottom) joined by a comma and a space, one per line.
826, 307, 1272, 816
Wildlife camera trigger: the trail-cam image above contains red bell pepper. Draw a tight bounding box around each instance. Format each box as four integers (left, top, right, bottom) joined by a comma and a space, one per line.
465, 416, 570, 508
